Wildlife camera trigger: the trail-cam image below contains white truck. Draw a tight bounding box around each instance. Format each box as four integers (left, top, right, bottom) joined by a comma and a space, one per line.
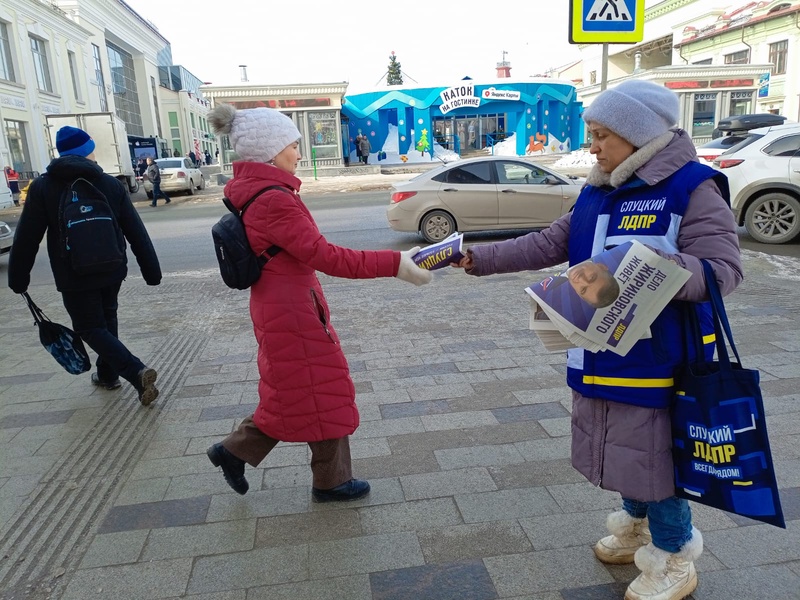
44, 112, 139, 193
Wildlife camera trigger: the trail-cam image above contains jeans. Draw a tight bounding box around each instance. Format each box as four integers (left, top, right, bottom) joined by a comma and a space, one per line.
61, 283, 145, 385
623, 496, 693, 553
151, 180, 170, 204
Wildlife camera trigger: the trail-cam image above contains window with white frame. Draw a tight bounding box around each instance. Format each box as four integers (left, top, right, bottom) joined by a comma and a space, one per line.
307, 111, 338, 159
92, 44, 108, 111
0, 22, 14, 82
724, 50, 749, 65
67, 51, 81, 102
30, 36, 53, 93
768, 40, 788, 75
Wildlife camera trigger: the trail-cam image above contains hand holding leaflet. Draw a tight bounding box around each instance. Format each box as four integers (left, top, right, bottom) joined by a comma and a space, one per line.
412, 232, 465, 271
397, 247, 433, 286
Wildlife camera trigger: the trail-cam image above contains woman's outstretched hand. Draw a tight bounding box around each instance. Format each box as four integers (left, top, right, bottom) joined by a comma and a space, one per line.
450, 249, 474, 270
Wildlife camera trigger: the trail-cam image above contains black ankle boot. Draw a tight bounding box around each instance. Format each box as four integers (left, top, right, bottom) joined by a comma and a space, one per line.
312, 479, 370, 503
207, 443, 249, 495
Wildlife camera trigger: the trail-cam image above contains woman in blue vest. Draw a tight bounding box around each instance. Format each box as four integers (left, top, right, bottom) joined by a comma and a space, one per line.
452, 80, 743, 600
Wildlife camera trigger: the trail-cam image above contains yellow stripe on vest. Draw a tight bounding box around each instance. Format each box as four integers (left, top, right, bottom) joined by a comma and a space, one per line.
703, 334, 716, 345
582, 375, 674, 388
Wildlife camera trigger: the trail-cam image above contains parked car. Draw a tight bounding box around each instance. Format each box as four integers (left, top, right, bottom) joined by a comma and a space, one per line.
0, 221, 14, 257
712, 122, 800, 244
386, 156, 584, 243
696, 113, 788, 164
142, 157, 205, 198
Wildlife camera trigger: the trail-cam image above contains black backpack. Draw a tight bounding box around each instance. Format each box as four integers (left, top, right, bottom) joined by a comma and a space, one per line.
211, 186, 286, 290
59, 177, 126, 276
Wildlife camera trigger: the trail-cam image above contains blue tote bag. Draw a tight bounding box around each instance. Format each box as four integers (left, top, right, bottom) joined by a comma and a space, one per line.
23, 292, 91, 376
671, 261, 785, 528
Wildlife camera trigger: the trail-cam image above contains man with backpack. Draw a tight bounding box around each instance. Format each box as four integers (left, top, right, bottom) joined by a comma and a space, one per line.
8, 126, 163, 406
144, 157, 170, 207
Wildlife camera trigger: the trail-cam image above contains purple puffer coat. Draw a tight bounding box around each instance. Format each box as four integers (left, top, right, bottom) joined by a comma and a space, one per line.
467, 131, 743, 501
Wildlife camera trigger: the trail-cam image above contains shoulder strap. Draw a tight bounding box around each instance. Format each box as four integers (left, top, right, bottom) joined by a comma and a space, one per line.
239, 185, 292, 217
235, 185, 293, 260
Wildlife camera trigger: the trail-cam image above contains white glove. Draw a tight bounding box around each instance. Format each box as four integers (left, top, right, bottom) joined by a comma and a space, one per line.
397, 247, 433, 286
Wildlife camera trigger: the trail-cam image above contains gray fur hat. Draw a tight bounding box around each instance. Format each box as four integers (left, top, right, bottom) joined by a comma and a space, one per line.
207, 104, 301, 164
582, 80, 679, 148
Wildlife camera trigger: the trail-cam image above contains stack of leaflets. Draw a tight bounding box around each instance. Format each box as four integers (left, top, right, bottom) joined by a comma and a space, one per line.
412, 232, 465, 270
526, 240, 691, 356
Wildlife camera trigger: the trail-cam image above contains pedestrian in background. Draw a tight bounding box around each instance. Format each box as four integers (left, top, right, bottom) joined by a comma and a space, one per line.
144, 157, 170, 207
450, 80, 743, 600
358, 134, 371, 164
8, 125, 162, 405
4, 166, 19, 205
354, 134, 362, 164
205, 104, 432, 502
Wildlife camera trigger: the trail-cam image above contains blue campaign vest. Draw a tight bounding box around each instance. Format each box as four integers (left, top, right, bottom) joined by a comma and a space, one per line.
567, 161, 727, 408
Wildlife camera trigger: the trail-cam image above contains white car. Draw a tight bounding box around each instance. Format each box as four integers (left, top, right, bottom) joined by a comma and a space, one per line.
143, 157, 205, 198
712, 122, 800, 244
0, 221, 14, 257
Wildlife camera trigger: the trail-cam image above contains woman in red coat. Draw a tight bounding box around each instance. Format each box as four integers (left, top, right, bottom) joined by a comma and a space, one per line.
205, 104, 432, 502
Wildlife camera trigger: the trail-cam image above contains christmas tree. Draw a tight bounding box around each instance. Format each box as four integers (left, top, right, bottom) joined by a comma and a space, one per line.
387, 51, 403, 86
416, 129, 429, 155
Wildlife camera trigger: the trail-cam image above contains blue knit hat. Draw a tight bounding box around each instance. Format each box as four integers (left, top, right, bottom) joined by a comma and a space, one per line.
583, 80, 679, 148
56, 126, 96, 157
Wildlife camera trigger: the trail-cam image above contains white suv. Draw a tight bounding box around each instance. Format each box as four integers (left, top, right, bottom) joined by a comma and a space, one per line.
712, 123, 800, 244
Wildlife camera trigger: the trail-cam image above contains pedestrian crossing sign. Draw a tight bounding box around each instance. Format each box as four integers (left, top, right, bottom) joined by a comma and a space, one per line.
569, 0, 645, 44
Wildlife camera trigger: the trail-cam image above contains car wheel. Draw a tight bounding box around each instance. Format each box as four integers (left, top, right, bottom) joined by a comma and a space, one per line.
744, 192, 800, 244
187, 180, 195, 195
145, 191, 153, 199
128, 179, 139, 194
420, 210, 456, 243
198, 175, 205, 190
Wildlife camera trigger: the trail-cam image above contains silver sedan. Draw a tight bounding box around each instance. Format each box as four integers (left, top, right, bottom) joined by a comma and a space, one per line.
386, 155, 583, 243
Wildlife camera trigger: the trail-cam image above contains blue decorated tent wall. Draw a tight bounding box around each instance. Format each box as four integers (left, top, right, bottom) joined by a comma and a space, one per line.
342, 79, 582, 159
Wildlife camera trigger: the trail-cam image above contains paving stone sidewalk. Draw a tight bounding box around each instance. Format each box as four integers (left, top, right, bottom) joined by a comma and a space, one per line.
0, 244, 798, 600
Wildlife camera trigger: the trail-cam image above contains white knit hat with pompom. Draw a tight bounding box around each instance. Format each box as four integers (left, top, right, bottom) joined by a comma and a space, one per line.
208, 104, 301, 164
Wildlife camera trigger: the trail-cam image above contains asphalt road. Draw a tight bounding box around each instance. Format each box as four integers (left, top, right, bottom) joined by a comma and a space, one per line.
1, 189, 799, 287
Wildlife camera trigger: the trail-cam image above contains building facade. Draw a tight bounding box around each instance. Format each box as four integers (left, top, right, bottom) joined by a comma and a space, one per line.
200, 82, 349, 170
0, 0, 213, 185
567, 0, 799, 145
342, 79, 582, 161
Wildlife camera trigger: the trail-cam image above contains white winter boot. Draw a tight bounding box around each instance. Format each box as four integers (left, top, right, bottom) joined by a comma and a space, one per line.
593, 509, 652, 565
625, 527, 703, 600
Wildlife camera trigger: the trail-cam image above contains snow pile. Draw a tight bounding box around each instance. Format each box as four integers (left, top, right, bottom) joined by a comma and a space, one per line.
553, 149, 596, 169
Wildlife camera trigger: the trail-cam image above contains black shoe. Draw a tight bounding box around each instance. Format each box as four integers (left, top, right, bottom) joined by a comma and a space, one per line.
165, 198, 171, 204
312, 479, 370, 503
150, 202, 157, 207
207, 443, 249, 495
134, 367, 158, 406
91, 373, 122, 390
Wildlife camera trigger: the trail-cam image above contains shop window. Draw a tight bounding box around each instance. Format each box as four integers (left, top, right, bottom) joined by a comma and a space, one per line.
693, 58, 712, 65
692, 93, 717, 138
729, 91, 752, 116
0, 22, 15, 82
589, 71, 596, 85
30, 36, 53, 93
724, 50, 749, 65
307, 111, 338, 159
768, 40, 787, 75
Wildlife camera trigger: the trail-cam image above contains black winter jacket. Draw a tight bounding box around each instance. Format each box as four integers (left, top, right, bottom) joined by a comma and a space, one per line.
8, 155, 162, 293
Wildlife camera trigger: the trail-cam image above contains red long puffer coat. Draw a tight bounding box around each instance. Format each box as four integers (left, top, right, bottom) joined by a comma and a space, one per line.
224, 161, 400, 442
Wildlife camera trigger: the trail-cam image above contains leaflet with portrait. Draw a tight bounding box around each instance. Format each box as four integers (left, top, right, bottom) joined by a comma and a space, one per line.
525, 240, 691, 356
